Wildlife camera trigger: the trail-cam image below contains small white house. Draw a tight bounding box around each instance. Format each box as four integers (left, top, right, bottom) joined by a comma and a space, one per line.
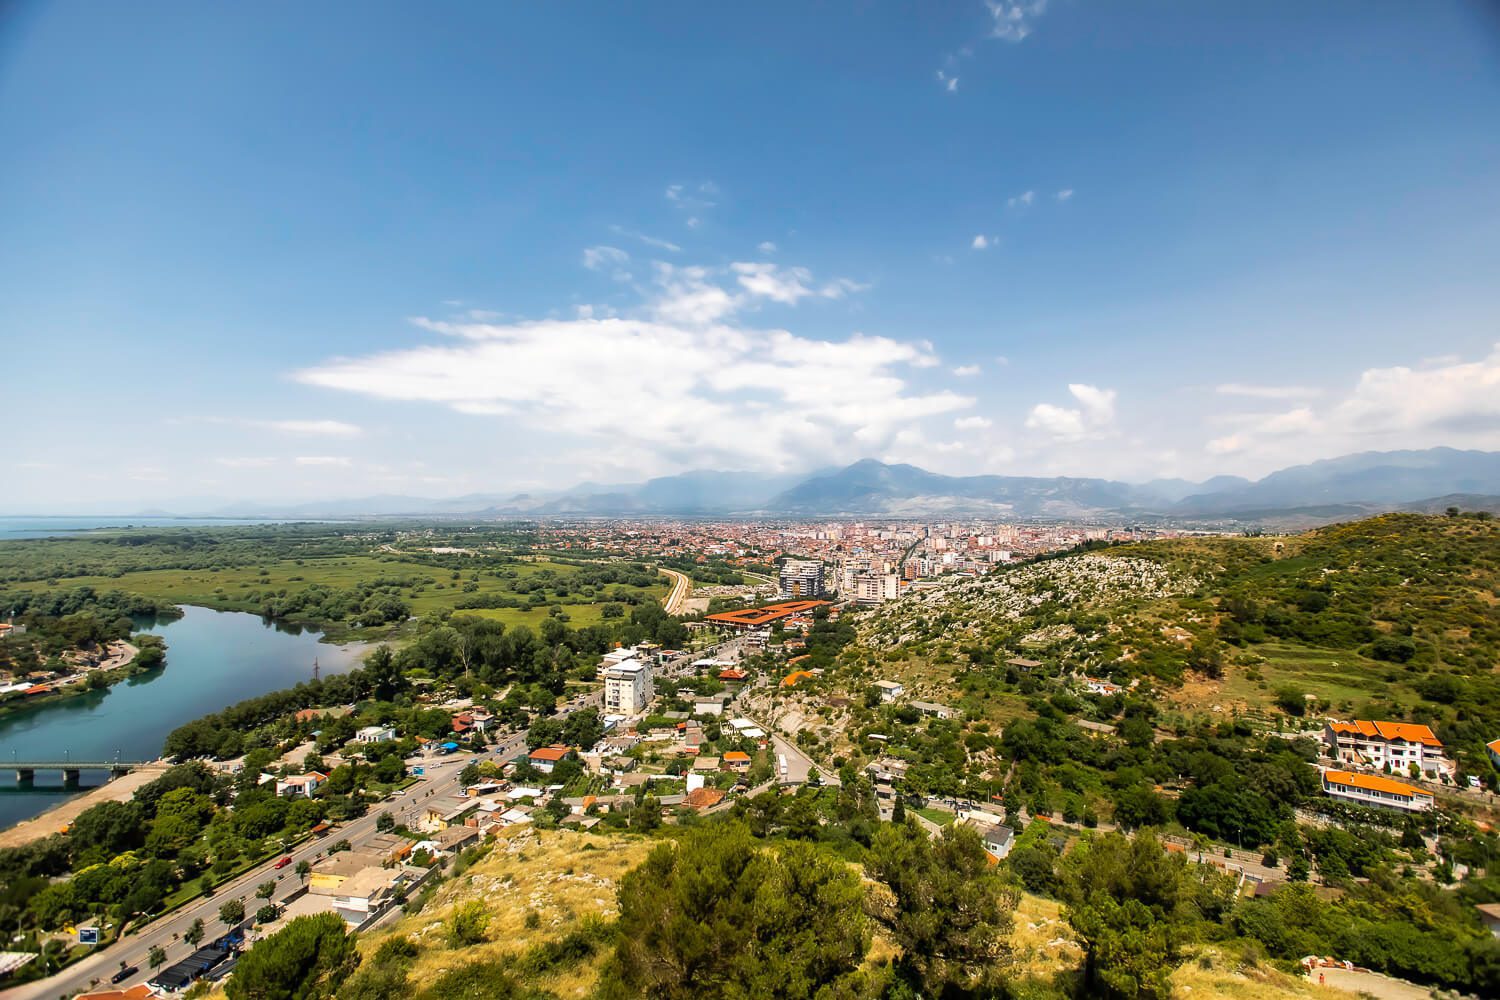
275, 771, 327, 799
874, 680, 904, 703
355, 725, 396, 743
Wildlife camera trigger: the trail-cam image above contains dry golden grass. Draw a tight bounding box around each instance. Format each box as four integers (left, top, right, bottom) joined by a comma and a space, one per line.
1170, 947, 1338, 999
1008, 892, 1083, 981
359, 827, 654, 998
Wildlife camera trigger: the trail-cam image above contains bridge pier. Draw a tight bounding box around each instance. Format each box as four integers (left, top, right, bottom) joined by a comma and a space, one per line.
15, 768, 33, 784
62, 768, 80, 786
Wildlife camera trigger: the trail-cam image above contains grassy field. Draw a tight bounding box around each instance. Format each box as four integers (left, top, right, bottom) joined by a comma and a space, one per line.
13, 553, 666, 640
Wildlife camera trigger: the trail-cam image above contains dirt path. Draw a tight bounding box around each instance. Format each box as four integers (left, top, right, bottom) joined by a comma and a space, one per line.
1307, 967, 1434, 999
0, 766, 165, 849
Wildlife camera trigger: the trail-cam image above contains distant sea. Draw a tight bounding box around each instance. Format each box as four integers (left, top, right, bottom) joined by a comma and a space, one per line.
0, 516, 328, 541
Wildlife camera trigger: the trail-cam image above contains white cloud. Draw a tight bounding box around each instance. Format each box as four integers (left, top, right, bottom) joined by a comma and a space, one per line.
952, 364, 982, 377
1215, 383, 1322, 400
1007, 190, 1036, 209
1204, 344, 1500, 466
729, 263, 869, 306
971, 234, 992, 250
295, 263, 964, 476
255, 419, 363, 437
215, 457, 278, 468
1025, 383, 1118, 441
582, 245, 631, 282
294, 456, 352, 467
955, 415, 993, 430
936, 70, 959, 92
994, 355, 1010, 366
987, 0, 1049, 42
757, 241, 778, 254
664, 181, 717, 227
1056, 189, 1073, 201
609, 225, 681, 253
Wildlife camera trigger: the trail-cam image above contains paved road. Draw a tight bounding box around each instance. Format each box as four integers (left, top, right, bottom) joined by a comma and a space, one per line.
658, 567, 692, 616
14, 699, 597, 1000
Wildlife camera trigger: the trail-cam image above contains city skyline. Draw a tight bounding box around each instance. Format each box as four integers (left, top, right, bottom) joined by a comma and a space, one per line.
4, 3, 1500, 508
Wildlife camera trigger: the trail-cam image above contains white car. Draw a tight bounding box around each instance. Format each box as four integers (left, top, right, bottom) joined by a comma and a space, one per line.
1469, 776, 1482, 789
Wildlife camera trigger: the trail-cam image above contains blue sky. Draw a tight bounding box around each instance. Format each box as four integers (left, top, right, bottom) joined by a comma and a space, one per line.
4, 1, 1500, 510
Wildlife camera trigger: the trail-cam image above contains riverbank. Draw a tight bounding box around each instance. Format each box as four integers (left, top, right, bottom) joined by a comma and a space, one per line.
0, 638, 154, 723
0, 766, 165, 849
0, 607, 365, 831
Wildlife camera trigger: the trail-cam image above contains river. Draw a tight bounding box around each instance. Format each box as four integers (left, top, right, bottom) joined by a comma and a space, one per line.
0, 606, 365, 831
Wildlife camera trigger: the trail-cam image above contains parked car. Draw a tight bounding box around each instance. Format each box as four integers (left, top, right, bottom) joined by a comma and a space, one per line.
273, 855, 293, 869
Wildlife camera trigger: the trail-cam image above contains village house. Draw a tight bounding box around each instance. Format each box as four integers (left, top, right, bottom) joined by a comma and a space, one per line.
722, 750, 752, 773
1321, 769, 1434, 812
529, 745, 574, 774
433, 824, 480, 853
308, 851, 391, 894
972, 822, 1015, 862
354, 725, 395, 744
1324, 720, 1452, 778
873, 680, 904, 702
1476, 903, 1500, 938
910, 701, 954, 719
274, 771, 327, 799
683, 786, 726, 810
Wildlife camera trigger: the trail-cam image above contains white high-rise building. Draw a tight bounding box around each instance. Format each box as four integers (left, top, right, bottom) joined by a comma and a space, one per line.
852, 572, 900, 604
779, 559, 825, 599
604, 658, 653, 716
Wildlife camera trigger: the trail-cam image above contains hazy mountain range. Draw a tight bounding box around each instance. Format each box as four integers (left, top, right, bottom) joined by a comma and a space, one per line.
178, 447, 1500, 524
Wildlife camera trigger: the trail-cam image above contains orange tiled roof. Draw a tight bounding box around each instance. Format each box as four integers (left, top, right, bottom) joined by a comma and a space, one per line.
781, 669, 815, 687
723, 751, 751, 762
1487, 738, 1500, 755
684, 787, 726, 809
1323, 769, 1426, 799
705, 600, 831, 627
530, 746, 571, 761
1328, 720, 1442, 747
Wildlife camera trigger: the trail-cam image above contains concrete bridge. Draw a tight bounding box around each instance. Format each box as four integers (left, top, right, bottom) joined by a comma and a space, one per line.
9, 759, 162, 784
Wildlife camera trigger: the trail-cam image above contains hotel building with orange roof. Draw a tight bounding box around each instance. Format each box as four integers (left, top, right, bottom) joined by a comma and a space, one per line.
1321, 769, 1434, 812
1323, 719, 1452, 778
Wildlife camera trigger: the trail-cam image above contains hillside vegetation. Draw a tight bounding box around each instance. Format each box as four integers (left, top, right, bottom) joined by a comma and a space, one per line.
314, 824, 1329, 1000
854, 511, 1500, 774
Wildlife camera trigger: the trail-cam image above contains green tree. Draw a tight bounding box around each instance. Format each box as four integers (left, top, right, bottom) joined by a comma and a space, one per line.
148, 944, 167, 970
185, 917, 206, 947
608, 823, 869, 1000
446, 900, 490, 947
295, 859, 311, 883
219, 897, 246, 928
226, 912, 357, 1000
376, 812, 396, 833
257, 881, 277, 900
867, 820, 1018, 993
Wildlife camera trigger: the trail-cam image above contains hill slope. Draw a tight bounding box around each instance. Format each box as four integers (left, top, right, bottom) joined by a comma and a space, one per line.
853, 511, 1500, 770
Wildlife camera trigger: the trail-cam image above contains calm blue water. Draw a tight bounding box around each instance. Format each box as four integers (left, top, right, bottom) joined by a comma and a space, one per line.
0, 606, 365, 830
0, 516, 323, 541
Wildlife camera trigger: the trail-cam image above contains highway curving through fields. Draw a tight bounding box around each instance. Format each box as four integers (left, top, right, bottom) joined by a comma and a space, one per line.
658, 567, 692, 615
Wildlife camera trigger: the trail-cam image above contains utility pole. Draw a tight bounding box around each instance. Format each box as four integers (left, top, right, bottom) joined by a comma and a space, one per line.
313, 657, 320, 681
